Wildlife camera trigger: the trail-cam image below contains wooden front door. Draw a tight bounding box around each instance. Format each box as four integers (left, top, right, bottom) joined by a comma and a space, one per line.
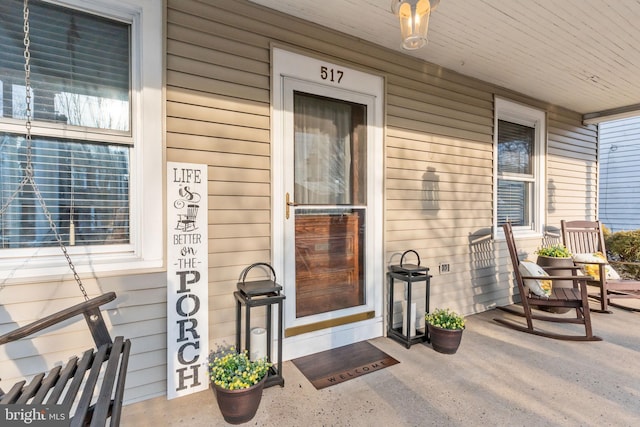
295, 213, 361, 317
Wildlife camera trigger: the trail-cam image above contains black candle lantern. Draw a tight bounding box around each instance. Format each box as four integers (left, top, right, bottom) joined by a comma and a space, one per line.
234, 263, 285, 387
387, 250, 432, 348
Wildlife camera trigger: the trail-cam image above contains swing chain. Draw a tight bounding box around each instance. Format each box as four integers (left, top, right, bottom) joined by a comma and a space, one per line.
0, 3, 33, 213
21, 0, 88, 300
23, 2, 33, 178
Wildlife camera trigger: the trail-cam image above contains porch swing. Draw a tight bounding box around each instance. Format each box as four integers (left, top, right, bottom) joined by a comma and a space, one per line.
0, 1, 131, 425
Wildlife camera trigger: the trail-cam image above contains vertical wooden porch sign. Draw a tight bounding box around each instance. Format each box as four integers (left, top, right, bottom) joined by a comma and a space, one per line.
167, 162, 208, 399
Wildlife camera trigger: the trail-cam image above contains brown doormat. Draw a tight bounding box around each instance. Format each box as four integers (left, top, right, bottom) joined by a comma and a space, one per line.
291, 341, 399, 390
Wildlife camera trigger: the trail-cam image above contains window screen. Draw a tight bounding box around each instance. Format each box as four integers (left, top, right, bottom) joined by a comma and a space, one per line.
0, 0, 131, 249
0, 134, 129, 247
0, 0, 130, 130
497, 120, 533, 175
497, 120, 535, 227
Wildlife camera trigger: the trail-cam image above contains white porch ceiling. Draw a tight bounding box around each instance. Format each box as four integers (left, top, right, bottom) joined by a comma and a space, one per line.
249, 0, 640, 119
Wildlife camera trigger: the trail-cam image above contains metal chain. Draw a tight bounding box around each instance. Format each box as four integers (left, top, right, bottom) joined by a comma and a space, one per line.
20, 0, 88, 300
0, 171, 29, 216
23, 0, 32, 177
0, 2, 31, 215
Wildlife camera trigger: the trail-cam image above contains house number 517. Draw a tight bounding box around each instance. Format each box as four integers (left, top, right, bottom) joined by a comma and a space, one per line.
320, 66, 344, 83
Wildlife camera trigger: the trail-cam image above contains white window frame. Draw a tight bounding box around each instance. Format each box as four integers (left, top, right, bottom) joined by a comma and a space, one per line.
494, 97, 546, 239
0, 0, 163, 280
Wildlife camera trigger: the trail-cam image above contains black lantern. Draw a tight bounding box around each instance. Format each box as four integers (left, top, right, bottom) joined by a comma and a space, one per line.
387, 250, 432, 348
234, 263, 285, 387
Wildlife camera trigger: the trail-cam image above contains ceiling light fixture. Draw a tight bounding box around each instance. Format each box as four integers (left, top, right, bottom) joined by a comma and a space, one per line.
391, 0, 440, 50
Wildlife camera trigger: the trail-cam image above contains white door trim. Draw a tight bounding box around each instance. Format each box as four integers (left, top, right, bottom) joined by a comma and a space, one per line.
271, 48, 385, 360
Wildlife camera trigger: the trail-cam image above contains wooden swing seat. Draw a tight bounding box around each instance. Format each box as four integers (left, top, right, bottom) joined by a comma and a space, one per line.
0, 292, 130, 427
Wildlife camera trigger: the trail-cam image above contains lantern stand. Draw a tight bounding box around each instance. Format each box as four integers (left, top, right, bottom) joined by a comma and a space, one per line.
387, 250, 432, 348
234, 263, 285, 388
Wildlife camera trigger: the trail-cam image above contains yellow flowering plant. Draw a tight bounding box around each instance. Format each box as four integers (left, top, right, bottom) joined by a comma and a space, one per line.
208, 347, 271, 390
425, 308, 465, 330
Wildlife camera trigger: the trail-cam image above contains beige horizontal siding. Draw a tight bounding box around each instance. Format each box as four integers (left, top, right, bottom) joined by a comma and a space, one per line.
547, 109, 599, 228
2, 0, 601, 407
208, 209, 270, 224
166, 102, 269, 130
166, 118, 269, 142
0, 272, 168, 404
162, 0, 603, 401
167, 87, 268, 117
167, 70, 269, 103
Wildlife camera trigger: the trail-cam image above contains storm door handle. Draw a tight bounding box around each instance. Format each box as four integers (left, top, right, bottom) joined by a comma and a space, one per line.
286, 192, 298, 219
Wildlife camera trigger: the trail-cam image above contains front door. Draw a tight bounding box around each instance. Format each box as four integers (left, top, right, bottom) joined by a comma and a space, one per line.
273, 49, 384, 359
287, 90, 366, 319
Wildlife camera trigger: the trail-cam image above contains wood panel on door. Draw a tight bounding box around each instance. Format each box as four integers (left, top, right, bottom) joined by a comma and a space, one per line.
295, 214, 363, 317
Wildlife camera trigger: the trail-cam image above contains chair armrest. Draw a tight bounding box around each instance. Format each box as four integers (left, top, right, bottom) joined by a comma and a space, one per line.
521, 274, 593, 293
573, 260, 608, 265
521, 274, 589, 281
0, 292, 116, 345
540, 265, 582, 273
610, 260, 640, 266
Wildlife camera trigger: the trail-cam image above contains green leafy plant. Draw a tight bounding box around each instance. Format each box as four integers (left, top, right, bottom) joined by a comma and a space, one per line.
208, 347, 271, 390
536, 244, 572, 258
605, 229, 640, 262
425, 308, 465, 330
605, 229, 640, 279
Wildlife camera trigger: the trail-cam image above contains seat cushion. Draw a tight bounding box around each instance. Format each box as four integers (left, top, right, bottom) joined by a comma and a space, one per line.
519, 260, 553, 297
572, 252, 621, 281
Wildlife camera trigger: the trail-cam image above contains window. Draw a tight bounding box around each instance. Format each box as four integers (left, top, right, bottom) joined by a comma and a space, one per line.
0, 0, 162, 278
293, 92, 367, 205
494, 98, 545, 236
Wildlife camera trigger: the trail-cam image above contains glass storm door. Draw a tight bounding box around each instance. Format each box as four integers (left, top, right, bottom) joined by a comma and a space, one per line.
291, 91, 366, 317
283, 78, 375, 334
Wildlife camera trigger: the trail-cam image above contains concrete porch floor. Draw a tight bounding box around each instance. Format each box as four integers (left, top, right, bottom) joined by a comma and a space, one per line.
122, 303, 640, 426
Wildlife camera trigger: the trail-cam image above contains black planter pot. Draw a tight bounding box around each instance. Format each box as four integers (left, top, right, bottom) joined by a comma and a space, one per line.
427, 324, 463, 354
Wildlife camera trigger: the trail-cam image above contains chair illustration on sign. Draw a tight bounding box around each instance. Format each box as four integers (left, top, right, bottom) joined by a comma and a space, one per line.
495, 223, 601, 341
175, 203, 199, 232
561, 220, 640, 312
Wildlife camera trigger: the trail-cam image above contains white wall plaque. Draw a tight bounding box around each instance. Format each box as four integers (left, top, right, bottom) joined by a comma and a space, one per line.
167, 162, 209, 399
